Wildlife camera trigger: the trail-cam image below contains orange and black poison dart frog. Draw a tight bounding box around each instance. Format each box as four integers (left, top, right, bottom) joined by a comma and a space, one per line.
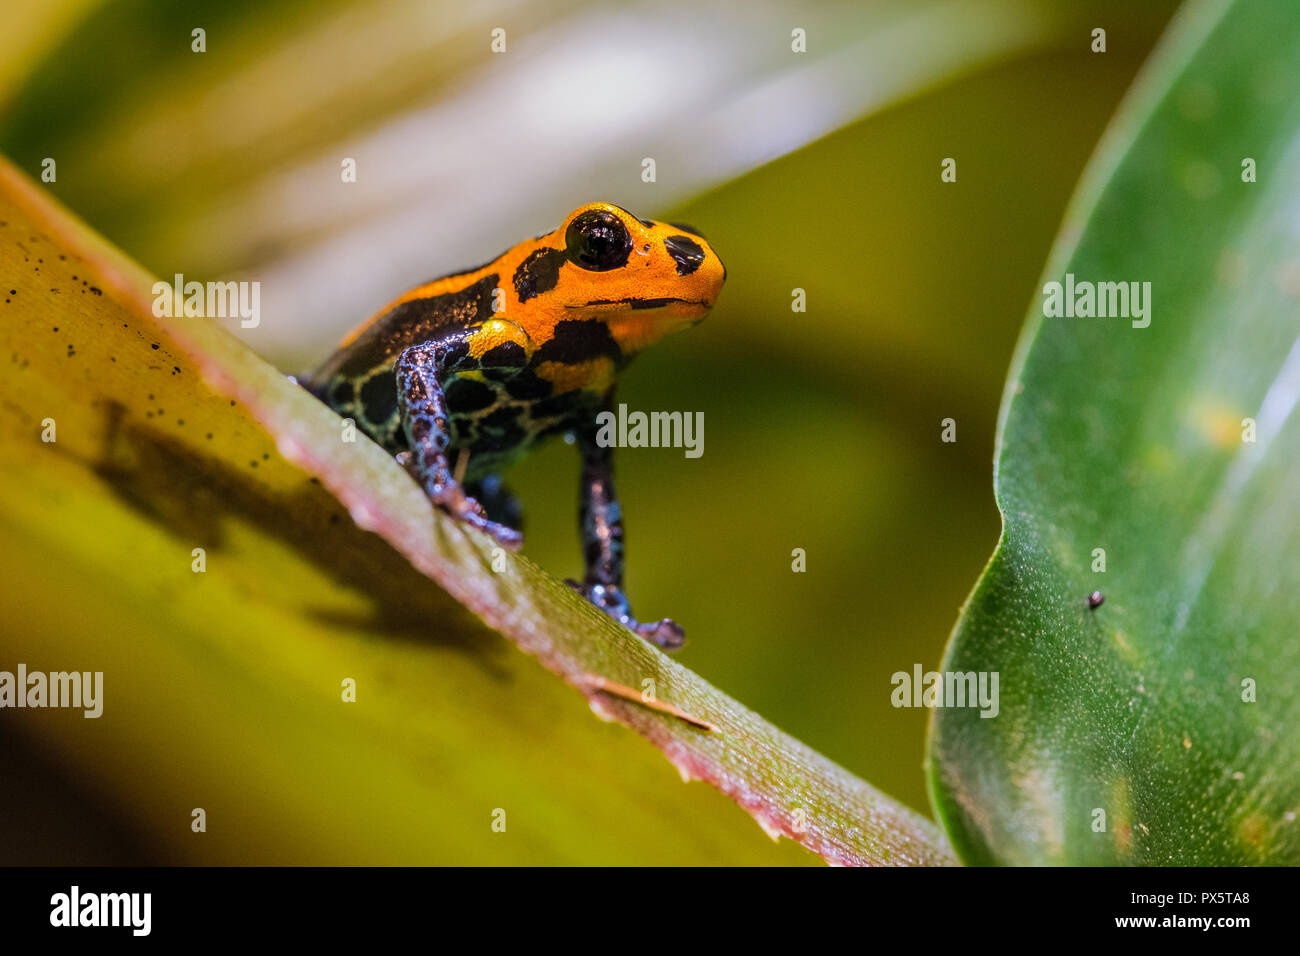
307, 203, 725, 649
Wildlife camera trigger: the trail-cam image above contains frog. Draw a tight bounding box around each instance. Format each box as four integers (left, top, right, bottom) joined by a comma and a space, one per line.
306, 202, 725, 649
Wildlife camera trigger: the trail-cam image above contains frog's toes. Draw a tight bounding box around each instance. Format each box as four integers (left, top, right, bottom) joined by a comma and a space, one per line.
566, 580, 685, 651
422, 478, 523, 550
442, 499, 523, 551
633, 618, 685, 650
478, 516, 524, 551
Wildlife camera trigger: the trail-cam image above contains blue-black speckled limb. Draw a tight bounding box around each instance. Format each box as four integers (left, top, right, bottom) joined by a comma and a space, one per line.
395, 338, 523, 549
569, 412, 685, 650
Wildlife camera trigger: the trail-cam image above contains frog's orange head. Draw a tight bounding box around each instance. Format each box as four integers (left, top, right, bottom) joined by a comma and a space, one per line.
520, 202, 725, 355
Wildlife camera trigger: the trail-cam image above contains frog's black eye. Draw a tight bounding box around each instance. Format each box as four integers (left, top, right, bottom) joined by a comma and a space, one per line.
565, 210, 632, 271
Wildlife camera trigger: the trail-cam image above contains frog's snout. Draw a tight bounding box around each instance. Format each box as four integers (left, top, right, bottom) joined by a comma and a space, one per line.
662, 228, 725, 303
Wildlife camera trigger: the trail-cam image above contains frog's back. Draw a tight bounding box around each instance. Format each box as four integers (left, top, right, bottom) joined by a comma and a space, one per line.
307, 268, 501, 450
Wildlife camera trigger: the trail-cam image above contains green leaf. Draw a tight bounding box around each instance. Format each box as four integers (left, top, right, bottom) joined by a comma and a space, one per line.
0, 157, 955, 865
927, 0, 1300, 865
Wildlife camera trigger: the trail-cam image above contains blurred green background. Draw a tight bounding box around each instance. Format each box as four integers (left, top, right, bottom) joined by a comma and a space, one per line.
0, 0, 1180, 861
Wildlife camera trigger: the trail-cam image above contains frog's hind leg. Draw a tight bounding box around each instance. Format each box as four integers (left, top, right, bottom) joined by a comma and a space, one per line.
567, 413, 685, 651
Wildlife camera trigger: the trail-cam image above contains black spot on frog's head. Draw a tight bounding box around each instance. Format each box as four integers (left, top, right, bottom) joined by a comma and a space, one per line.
664, 234, 705, 275
513, 247, 566, 302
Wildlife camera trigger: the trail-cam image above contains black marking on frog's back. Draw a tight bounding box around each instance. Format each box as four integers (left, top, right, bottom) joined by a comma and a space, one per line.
327, 378, 356, 406
445, 377, 497, 413
513, 247, 566, 302
359, 369, 399, 428
322, 273, 499, 382
481, 341, 528, 369
472, 406, 528, 453
504, 368, 553, 400
534, 319, 621, 365
529, 391, 588, 420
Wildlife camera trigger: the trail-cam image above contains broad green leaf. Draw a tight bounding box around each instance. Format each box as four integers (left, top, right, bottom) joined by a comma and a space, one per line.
928, 0, 1300, 865
0, 158, 955, 865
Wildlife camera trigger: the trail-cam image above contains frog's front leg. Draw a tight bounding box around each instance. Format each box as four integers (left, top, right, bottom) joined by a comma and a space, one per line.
395, 337, 522, 550
570, 415, 685, 650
